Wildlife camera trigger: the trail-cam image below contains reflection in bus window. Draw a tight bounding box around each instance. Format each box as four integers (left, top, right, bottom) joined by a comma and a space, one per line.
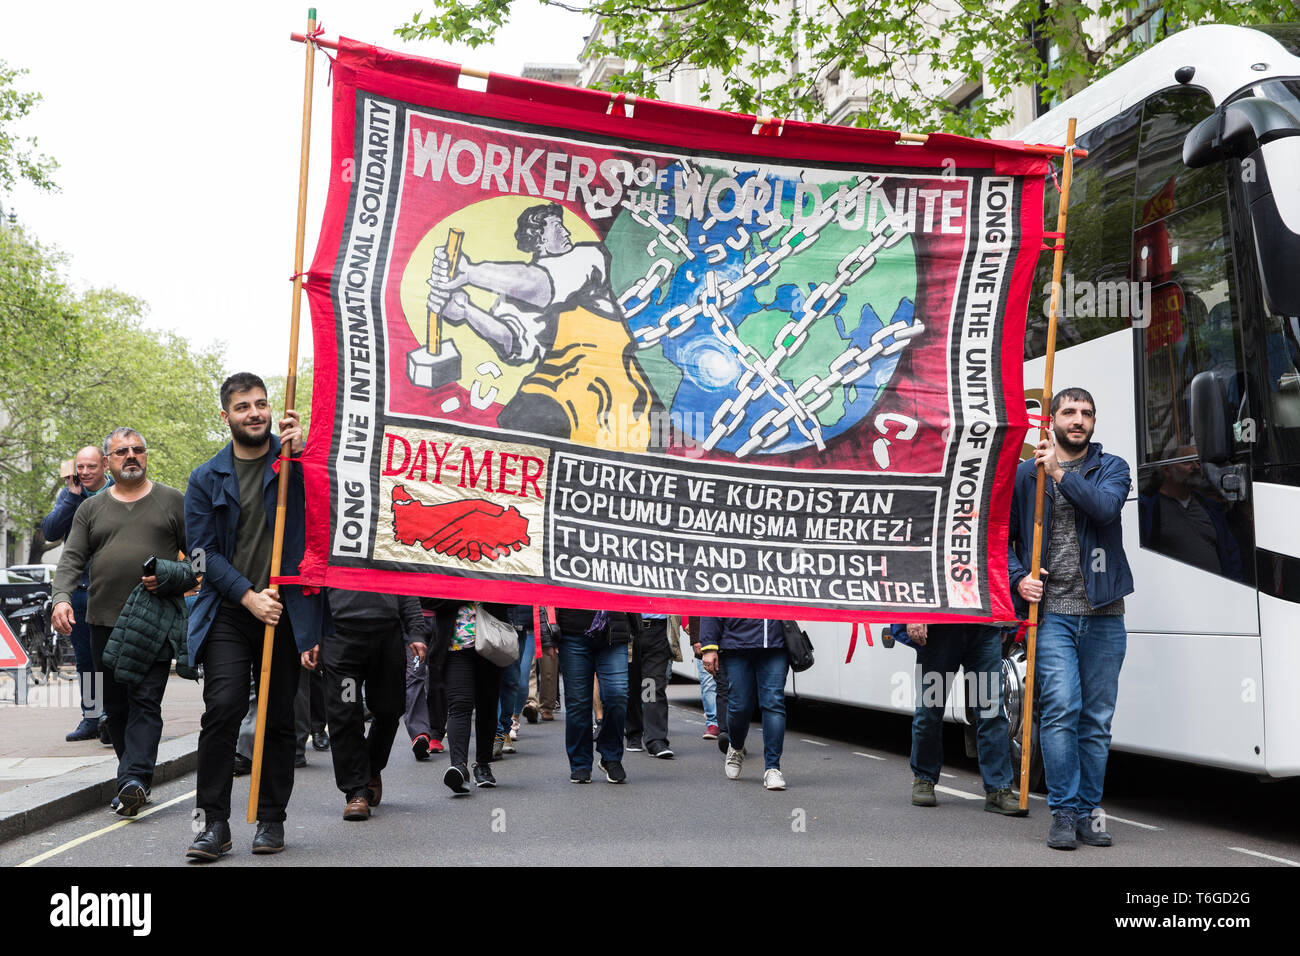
1138, 453, 1246, 583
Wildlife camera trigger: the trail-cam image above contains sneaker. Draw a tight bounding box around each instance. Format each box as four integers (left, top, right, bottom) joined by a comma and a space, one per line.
702, 724, 719, 740
592, 718, 603, 741
911, 777, 937, 807
1076, 811, 1113, 847
115, 780, 148, 818
985, 788, 1029, 816
647, 741, 674, 759
428, 738, 445, 754
599, 758, 627, 784
522, 703, 539, 724
763, 768, 787, 790
66, 718, 99, 741
510, 716, 521, 740
411, 734, 431, 761
502, 737, 517, 754
473, 763, 497, 788
625, 735, 644, 752
724, 745, 745, 780
492, 734, 505, 760
443, 764, 470, 795
1047, 809, 1079, 850
570, 768, 591, 784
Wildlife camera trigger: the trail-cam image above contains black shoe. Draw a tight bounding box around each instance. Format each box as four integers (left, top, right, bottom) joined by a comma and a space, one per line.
251, 821, 285, 854
1077, 812, 1114, 847
625, 735, 644, 752
522, 703, 539, 724
717, 730, 730, 754
294, 753, 308, 768
592, 718, 603, 741
1047, 809, 1079, 850
473, 763, 497, 788
570, 768, 591, 784
411, 734, 431, 761
599, 758, 627, 784
443, 764, 470, 795
311, 728, 330, 752
186, 819, 232, 862
115, 780, 148, 818
98, 717, 112, 747
232, 754, 253, 777
66, 718, 98, 741
647, 741, 674, 759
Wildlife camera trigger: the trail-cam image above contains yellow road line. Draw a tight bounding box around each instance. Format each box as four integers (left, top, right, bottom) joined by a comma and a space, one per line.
18, 789, 196, 867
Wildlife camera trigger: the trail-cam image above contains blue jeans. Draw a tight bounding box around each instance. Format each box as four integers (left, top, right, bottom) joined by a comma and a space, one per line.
497, 628, 531, 735
1036, 613, 1127, 814
910, 624, 1012, 791
694, 658, 717, 726
558, 634, 628, 772
511, 628, 535, 716
70, 588, 100, 719
722, 648, 788, 770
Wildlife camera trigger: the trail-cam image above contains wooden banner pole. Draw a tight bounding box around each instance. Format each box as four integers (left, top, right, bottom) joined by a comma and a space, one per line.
248, 7, 319, 825
1018, 117, 1078, 811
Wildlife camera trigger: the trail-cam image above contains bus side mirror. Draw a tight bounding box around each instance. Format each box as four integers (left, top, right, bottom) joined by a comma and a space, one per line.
1183, 98, 1299, 167
1189, 370, 1231, 465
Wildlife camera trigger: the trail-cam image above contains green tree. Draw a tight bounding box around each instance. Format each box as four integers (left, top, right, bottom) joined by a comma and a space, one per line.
0, 223, 228, 558
0, 59, 57, 194
398, 1, 1298, 136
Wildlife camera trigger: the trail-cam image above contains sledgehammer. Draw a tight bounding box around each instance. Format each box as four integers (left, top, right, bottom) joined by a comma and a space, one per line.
407, 228, 464, 391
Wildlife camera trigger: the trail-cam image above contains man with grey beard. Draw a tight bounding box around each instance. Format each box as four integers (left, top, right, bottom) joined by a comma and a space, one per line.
52, 428, 188, 817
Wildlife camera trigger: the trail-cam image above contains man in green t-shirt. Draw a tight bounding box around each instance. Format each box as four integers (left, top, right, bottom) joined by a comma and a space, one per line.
52, 428, 187, 818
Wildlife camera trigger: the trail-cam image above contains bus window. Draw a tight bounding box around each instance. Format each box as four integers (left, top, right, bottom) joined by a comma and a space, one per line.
1026, 105, 1140, 360
1134, 92, 1253, 583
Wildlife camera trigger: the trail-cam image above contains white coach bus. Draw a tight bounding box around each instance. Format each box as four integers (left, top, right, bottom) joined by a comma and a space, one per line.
674, 23, 1300, 781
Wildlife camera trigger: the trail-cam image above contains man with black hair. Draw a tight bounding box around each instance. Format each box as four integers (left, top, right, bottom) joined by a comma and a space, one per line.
1008, 387, 1134, 850
184, 372, 325, 861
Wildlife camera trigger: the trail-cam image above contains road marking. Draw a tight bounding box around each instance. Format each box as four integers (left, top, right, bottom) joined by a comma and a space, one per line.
18, 789, 196, 867
939, 772, 955, 778
852, 751, 885, 761
1023, 794, 1162, 830
801, 739, 828, 747
935, 785, 982, 801
1228, 847, 1300, 866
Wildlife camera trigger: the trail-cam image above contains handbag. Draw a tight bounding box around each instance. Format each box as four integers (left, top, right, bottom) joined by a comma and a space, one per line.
781, 619, 815, 673
473, 603, 521, 667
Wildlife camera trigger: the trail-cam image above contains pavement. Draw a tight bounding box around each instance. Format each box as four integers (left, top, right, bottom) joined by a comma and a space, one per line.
2, 682, 1299, 867
0, 669, 204, 843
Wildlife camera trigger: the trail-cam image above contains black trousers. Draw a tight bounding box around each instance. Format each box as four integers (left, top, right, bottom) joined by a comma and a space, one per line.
195, 605, 300, 823
625, 617, 671, 746
90, 625, 169, 791
444, 648, 501, 768
323, 623, 406, 800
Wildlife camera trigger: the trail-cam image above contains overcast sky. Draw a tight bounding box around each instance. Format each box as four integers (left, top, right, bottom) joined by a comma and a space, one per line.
1, 0, 590, 378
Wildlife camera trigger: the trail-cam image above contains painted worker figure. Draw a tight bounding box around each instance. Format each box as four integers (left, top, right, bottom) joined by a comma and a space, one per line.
426, 202, 660, 450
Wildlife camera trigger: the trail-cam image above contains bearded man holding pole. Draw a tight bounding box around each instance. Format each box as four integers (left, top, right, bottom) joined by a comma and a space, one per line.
1008, 387, 1133, 851
184, 373, 325, 861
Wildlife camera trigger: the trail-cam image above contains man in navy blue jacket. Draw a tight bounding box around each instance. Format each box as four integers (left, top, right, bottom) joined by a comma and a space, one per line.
1008, 387, 1134, 851
41, 446, 113, 741
184, 373, 325, 862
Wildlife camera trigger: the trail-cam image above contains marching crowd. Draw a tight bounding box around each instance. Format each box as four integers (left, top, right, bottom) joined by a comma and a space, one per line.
43, 373, 1133, 860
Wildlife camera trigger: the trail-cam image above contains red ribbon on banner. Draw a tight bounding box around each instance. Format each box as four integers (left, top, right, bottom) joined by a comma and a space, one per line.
846, 622, 874, 662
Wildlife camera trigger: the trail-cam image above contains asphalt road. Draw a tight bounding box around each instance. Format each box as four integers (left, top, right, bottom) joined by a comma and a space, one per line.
4, 684, 1298, 868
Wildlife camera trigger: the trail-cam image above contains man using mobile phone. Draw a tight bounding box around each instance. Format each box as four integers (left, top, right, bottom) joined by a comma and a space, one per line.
50, 430, 187, 816
42, 446, 114, 743
183, 372, 324, 861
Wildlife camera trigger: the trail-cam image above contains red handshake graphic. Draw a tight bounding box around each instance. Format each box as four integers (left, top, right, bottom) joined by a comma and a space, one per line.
391, 485, 531, 562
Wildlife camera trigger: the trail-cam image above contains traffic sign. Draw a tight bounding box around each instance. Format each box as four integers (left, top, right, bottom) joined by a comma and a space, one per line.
0, 614, 29, 669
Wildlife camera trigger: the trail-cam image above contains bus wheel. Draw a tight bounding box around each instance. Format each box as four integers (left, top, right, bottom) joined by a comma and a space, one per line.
1002, 642, 1044, 793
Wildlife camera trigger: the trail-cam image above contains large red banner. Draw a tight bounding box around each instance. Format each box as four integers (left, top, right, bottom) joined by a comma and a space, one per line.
297, 38, 1046, 622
